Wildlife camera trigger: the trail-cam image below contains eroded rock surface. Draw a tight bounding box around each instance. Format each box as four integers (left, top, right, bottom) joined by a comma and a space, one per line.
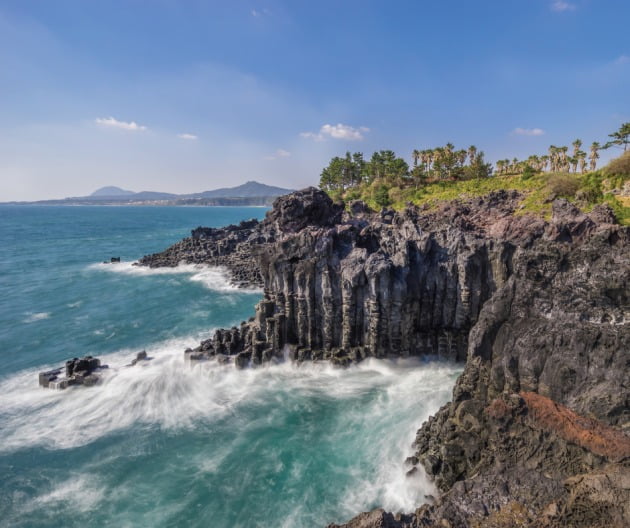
139, 188, 630, 527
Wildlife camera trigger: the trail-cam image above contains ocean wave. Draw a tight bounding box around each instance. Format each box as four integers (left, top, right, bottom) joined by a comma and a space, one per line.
22, 312, 51, 323
88, 261, 262, 294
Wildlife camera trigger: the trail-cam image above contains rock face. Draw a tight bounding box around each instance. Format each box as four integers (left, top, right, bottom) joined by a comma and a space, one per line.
139, 188, 630, 527
136, 218, 269, 288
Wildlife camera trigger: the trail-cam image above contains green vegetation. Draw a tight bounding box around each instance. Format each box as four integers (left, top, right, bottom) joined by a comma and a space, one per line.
319, 124, 630, 225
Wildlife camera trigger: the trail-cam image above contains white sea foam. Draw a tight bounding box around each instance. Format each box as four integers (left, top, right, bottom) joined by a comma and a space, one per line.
0, 340, 460, 518
30, 475, 106, 513
22, 312, 51, 323
88, 261, 262, 293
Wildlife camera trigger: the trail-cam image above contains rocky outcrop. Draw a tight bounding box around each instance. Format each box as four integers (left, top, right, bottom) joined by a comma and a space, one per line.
140, 188, 630, 527
136, 218, 268, 288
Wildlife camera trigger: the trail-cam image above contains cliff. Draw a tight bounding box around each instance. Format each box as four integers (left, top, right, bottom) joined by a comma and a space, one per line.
138, 187, 630, 527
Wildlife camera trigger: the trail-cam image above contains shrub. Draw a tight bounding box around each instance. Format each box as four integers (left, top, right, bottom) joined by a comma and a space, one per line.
603, 151, 630, 177
522, 165, 536, 180
374, 184, 392, 208
546, 173, 580, 198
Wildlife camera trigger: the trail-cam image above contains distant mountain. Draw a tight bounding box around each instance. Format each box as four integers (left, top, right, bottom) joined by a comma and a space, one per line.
90, 186, 134, 197
191, 181, 294, 199
130, 191, 179, 201
2, 181, 295, 206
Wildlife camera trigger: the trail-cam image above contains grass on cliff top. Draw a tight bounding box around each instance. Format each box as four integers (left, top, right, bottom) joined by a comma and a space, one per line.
333, 171, 630, 225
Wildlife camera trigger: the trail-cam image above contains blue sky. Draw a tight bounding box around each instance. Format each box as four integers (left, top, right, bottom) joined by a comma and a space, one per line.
1, 0, 629, 201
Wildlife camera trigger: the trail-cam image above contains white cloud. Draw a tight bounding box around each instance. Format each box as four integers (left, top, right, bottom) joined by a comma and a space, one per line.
95, 117, 147, 131
177, 133, 198, 140
300, 123, 369, 141
512, 127, 545, 137
615, 55, 630, 65
264, 148, 291, 160
551, 1, 576, 12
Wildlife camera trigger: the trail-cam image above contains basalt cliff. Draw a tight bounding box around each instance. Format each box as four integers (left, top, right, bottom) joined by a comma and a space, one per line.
138, 187, 630, 527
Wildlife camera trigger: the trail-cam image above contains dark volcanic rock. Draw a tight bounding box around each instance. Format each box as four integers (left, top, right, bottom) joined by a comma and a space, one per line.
140, 187, 630, 527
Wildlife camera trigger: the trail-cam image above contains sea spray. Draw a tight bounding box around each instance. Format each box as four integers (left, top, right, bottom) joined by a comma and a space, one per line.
89, 261, 263, 294
0, 346, 461, 526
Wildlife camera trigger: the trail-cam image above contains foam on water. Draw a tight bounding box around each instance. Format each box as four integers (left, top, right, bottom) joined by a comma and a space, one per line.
22, 312, 51, 323
0, 340, 460, 523
88, 261, 263, 293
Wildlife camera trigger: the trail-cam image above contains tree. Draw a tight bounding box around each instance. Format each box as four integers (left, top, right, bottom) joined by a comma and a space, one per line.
319, 156, 345, 191
412, 149, 420, 168
589, 142, 600, 171
467, 145, 477, 164
603, 122, 630, 152
374, 184, 391, 208
465, 151, 493, 179
572, 139, 582, 157
578, 151, 587, 174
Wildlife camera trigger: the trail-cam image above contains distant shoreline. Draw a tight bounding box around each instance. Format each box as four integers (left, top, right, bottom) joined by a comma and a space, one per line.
0, 202, 272, 207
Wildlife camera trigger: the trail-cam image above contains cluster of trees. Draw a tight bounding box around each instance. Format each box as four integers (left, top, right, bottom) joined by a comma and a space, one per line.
319, 150, 409, 191
318, 123, 630, 194
411, 143, 492, 182
319, 144, 492, 192
496, 122, 630, 176
495, 140, 599, 175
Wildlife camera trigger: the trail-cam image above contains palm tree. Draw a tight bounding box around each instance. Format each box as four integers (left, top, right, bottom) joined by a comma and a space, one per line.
577, 150, 587, 173
540, 155, 550, 172
558, 147, 569, 172
548, 146, 558, 172
589, 142, 600, 171
572, 139, 582, 157
467, 145, 477, 165
412, 149, 420, 168
569, 156, 578, 173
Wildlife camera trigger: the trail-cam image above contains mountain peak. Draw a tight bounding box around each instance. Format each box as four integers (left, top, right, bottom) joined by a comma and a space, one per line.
91, 186, 134, 197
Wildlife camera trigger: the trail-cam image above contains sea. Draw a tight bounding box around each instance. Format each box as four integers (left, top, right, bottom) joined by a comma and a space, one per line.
0, 205, 461, 528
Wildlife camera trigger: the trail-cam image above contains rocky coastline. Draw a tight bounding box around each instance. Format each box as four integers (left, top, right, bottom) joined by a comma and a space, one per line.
138, 187, 629, 527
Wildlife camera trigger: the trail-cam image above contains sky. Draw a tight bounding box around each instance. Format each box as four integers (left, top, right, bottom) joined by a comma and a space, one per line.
1, 0, 629, 201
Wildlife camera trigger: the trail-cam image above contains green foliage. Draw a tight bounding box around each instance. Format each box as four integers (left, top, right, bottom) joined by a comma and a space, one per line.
603, 122, 630, 152
373, 184, 392, 208
319, 150, 409, 191
319, 122, 630, 225
521, 164, 536, 180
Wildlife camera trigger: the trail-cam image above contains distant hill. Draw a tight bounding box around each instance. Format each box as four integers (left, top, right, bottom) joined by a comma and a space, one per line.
3, 181, 295, 206
191, 181, 294, 199
90, 186, 134, 197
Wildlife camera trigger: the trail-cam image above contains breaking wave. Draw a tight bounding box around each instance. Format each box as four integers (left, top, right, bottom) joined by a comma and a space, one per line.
88, 261, 262, 293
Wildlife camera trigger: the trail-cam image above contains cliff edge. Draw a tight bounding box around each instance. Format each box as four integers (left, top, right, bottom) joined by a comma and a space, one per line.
138, 188, 629, 527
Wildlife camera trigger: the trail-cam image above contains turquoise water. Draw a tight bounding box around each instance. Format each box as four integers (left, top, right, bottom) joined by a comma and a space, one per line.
0, 205, 460, 527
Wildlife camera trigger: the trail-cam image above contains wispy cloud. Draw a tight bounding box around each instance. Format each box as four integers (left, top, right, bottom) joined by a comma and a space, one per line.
551, 1, 576, 12
251, 8, 270, 17
300, 123, 369, 141
512, 127, 545, 137
95, 117, 147, 131
615, 54, 630, 65
264, 148, 291, 160
177, 133, 198, 140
